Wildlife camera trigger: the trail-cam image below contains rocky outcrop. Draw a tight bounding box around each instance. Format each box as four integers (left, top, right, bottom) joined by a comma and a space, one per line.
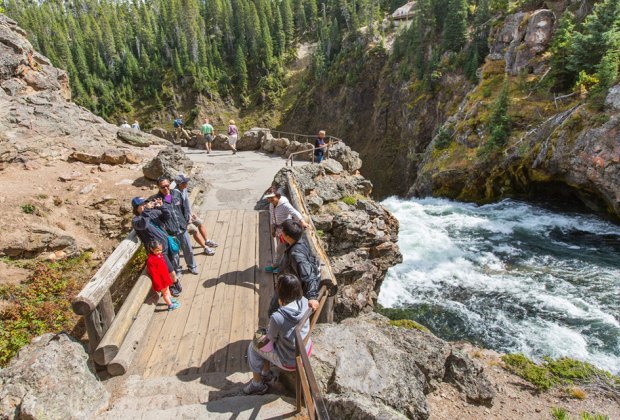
311, 313, 495, 419
273, 157, 402, 319
142, 145, 194, 181
0, 333, 109, 419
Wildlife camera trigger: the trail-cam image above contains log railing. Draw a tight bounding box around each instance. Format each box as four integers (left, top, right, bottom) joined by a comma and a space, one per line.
72, 185, 200, 373
280, 171, 337, 418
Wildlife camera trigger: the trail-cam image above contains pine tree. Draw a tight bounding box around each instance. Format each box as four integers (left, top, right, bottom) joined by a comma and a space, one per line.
281, 0, 295, 48
442, 0, 468, 52
487, 78, 511, 148
550, 12, 576, 91
234, 44, 249, 94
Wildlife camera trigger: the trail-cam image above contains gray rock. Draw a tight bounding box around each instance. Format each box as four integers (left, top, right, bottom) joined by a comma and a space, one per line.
237, 130, 262, 150
321, 158, 344, 174
149, 127, 174, 142
0, 333, 109, 419
328, 142, 362, 172
142, 146, 194, 181
606, 84, 620, 110
212, 134, 230, 150
445, 350, 496, 406
311, 313, 495, 419
117, 128, 161, 147
79, 183, 97, 195
1, 223, 83, 258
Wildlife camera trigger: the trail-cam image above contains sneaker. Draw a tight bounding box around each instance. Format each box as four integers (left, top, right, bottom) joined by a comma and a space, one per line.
190, 268, 199, 275
264, 265, 280, 274
243, 380, 268, 395
261, 370, 274, 384
204, 247, 215, 256
171, 289, 180, 297
171, 298, 178, 304
206, 240, 219, 248
168, 302, 181, 311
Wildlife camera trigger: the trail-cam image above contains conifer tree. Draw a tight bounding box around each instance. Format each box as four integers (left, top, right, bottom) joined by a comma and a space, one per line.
488, 78, 511, 148
442, 0, 468, 52
550, 12, 576, 91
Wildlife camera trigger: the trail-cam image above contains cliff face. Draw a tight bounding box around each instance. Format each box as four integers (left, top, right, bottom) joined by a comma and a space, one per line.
281, 9, 620, 220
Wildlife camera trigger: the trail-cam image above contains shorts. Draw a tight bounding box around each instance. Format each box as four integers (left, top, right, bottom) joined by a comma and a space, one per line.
187, 218, 203, 234
204, 134, 214, 142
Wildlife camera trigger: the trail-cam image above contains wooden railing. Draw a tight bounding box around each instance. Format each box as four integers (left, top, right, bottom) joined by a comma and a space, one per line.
281, 171, 337, 418
72, 185, 200, 374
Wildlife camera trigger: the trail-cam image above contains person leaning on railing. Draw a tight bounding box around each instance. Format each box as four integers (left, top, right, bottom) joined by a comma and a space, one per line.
244, 274, 312, 395
268, 219, 320, 316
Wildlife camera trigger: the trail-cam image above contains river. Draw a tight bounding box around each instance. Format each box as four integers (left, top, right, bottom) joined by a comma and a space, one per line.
378, 197, 620, 374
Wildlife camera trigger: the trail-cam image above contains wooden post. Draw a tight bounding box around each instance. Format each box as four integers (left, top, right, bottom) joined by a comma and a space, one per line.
318, 296, 334, 324
107, 292, 158, 376
85, 291, 115, 353
94, 270, 152, 365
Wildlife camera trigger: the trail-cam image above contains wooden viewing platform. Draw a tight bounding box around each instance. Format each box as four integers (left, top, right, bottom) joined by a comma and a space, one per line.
131, 209, 273, 378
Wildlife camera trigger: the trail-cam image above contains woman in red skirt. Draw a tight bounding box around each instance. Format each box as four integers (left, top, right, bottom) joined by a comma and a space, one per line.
146, 241, 180, 311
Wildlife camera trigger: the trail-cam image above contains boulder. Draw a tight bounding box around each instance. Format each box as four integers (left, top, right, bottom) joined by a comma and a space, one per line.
444, 350, 495, 406
149, 127, 174, 142
142, 145, 194, 181
606, 84, 620, 110
101, 149, 127, 165
1, 224, 81, 258
260, 134, 278, 153
212, 134, 230, 150
0, 333, 109, 419
321, 158, 344, 175
117, 128, 162, 147
273, 137, 291, 155
70, 150, 102, 164
328, 142, 362, 172
311, 313, 495, 419
237, 130, 262, 150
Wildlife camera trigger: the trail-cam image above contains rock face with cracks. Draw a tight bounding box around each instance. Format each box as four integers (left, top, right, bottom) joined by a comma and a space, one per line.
311, 313, 496, 419
0, 333, 109, 419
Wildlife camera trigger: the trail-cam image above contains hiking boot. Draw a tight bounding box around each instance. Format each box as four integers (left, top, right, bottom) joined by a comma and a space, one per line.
264, 265, 280, 274
168, 301, 181, 311
206, 240, 219, 248
243, 380, 268, 395
204, 247, 215, 256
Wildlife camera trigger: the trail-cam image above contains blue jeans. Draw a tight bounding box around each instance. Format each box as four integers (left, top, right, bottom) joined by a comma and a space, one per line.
315, 151, 324, 163
175, 230, 197, 273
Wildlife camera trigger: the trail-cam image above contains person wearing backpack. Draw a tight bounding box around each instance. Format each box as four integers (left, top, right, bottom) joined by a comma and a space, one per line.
268, 219, 320, 316
173, 115, 190, 143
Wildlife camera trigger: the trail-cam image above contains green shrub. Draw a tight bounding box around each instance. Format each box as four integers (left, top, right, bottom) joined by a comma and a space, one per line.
551, 407, 569, 420
342, 196, 357, 206
21, 204, 36, 214
390, 319, 430, 333
502, 353, 555, 390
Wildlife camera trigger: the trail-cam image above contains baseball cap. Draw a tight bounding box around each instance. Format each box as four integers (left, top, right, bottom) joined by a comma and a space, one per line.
175, 174, 190, 184
131, 197, 146, 208
263, 192, 276, 199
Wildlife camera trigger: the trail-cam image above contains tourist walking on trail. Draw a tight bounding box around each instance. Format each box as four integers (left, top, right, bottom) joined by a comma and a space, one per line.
131, 196, 180, 296
174, 115, 190, 143
268, 219, 320, 315
244, 274, 312, 395
200, 118, 214, 154
314, 130, 328, 163
155, 176, 198, 280
146, 240, 180, 311
227, 119, 238, 155
174, 174, 219, 255
263, 189, 309, 274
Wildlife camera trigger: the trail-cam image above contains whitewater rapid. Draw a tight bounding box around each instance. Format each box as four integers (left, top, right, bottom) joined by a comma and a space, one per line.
379, 197, 620, 374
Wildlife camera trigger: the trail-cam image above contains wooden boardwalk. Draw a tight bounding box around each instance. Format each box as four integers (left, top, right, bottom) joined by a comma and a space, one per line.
131, 209, 274, 378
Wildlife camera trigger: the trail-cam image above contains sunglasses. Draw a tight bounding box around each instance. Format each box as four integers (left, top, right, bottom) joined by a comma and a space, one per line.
159, 184, 170, 189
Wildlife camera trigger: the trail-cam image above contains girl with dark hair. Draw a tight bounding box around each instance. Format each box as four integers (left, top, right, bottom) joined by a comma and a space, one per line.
244, 274, 312, 395
146, 241, 180, 311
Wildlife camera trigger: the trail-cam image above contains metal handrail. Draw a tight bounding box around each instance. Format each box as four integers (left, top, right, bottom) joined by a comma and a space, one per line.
295, 285, 330, 420
286, 139, 341, 167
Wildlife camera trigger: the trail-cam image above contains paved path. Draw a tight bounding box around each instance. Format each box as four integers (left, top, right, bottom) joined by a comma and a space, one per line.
185, 149, 297, 211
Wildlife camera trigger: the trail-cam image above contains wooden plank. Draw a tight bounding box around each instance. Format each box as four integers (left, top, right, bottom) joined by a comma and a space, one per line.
166, 211, 221, 376
106, 292, 158, 376
256, 210, 274, 329
94, 270, 151, 365
72, 232, 141, 314
185, 210, 233, 375
199, 209, 244, 373
226, 211, 258, 373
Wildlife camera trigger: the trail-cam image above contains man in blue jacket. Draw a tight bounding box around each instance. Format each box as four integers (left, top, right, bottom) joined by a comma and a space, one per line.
155, 176, 198, 277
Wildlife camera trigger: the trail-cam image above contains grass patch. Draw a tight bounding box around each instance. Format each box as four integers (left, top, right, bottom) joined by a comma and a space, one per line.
552, 407, 569, 420
316, 229, 325, 239
501, 353, 620, 395
0, 253, 98, 366
341, 196, 357, 206
389, 319, 430, 333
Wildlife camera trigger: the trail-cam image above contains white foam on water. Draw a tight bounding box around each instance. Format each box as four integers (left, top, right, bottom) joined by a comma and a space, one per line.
380, 197, 620, 374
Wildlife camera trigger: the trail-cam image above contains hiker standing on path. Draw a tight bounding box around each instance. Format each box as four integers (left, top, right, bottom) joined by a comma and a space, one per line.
175, 174, 219, 255
264, 189, 309, 274
314, 130, 328, 163
155, 176, 199, 278
174, 115, 190, 143
268, 219, 320, 316
131, 196, 181, 296
227, 119, 238, 155
200, 118, 214, 154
